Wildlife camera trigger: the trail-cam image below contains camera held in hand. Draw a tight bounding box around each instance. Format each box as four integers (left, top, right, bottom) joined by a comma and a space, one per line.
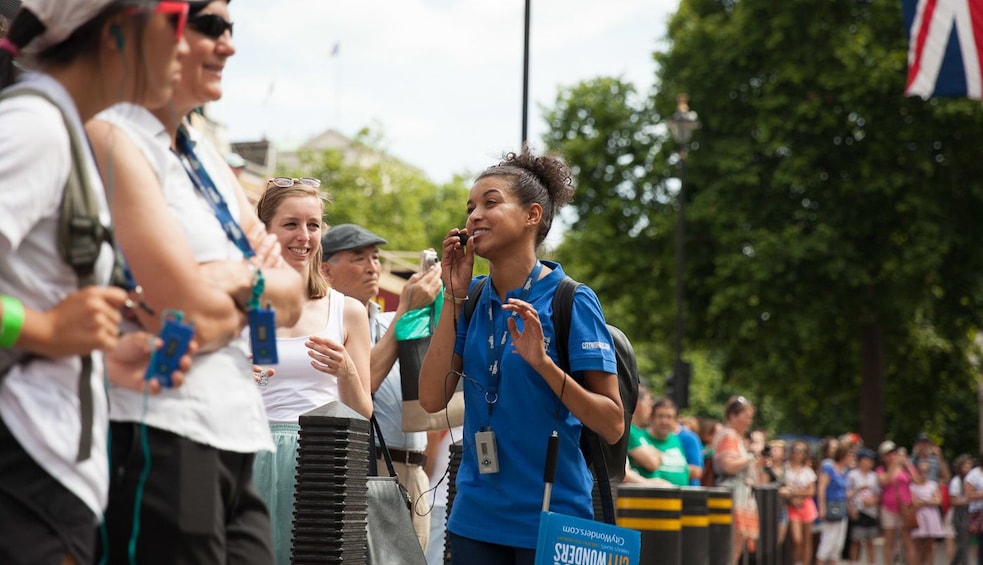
419, 249, 438, 272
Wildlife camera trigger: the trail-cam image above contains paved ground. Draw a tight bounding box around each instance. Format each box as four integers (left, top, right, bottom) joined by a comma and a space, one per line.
744, 537, 977, 564
856, 536, 976, 564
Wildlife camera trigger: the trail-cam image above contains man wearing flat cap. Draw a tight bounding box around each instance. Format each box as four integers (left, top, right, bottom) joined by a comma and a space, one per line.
320, 224, 443, 551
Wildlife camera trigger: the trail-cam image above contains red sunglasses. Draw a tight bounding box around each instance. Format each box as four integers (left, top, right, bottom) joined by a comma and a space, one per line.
125, 1, 190, 42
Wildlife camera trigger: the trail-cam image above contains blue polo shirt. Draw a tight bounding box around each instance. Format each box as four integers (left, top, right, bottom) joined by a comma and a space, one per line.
448, 262, 617, 548
678, 425, 704, 486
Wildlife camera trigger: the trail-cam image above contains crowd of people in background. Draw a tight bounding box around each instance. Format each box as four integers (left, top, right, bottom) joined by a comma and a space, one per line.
627, 391, 983, 565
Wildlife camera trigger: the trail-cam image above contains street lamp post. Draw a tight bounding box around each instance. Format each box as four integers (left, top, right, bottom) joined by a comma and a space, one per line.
521, 0, 531, 147
666, 94, 700, 409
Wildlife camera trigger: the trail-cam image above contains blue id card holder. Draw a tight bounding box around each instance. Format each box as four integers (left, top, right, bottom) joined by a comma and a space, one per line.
145, 310, 194, 388
248, 307, 278, 365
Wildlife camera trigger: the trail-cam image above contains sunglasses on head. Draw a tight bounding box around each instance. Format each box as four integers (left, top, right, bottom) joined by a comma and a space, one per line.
125, 1, 189, 42
187, 13, 234, 39
267, 177, 321, 189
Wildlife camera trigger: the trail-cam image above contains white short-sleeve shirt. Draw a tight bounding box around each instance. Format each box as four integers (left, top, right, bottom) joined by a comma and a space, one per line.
0, 72, 114, 518
95, 104, 273, 454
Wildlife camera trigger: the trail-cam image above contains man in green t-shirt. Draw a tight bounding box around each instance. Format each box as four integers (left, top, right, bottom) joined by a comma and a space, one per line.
645, 397, 691, 486
627, 385, 661, 479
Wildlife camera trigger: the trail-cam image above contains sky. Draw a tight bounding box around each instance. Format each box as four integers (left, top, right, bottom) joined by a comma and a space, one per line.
209, 0, 680, 185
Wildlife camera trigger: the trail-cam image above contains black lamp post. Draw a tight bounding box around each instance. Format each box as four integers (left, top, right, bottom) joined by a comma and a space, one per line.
521, 0, 531, 147
666, 94, 699, 409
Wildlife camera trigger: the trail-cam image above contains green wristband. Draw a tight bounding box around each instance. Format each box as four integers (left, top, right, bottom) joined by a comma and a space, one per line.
247, 268, 265, 312
0, 295, 25, 348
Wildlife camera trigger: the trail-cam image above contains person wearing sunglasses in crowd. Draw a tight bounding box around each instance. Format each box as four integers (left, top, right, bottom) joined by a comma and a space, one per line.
86, 1, 305, 562
252, 178, 373, 565
0, 0, 190, 562
418, 147, 623, 565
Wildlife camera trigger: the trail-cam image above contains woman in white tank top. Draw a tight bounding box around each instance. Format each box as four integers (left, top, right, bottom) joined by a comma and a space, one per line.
252, 178, 372, 564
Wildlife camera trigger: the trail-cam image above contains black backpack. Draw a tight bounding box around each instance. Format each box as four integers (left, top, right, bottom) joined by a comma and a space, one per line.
464, 275, 640, 524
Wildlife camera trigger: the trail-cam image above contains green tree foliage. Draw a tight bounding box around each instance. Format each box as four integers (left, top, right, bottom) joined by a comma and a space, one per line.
278, 128, 470, 253
543, 77, 671, 361
543, 79, 738, 424
546, 0, 983, 454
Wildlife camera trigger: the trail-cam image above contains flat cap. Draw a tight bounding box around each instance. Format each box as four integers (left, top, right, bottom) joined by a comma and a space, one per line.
321, 224, 387, 260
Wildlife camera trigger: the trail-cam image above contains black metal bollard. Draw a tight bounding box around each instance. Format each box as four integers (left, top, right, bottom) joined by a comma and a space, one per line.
292, 402, 371, 564
681, 487, 709, 565
443, 440, 462, 565
706, 486, 733, 565
616, 484, 681, 565
752, 484, 781, 565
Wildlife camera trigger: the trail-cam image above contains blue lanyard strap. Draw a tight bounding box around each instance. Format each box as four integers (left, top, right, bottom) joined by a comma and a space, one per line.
174, 127, 254, 259
175, 127, 264, 310
484, 261, 544, 420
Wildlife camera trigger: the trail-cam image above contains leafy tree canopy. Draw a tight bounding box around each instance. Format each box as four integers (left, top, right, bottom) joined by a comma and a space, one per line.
545, 0, 983, 457
278, 127, 471, 254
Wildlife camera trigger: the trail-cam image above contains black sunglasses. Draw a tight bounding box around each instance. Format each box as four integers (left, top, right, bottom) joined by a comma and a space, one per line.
187, 14, 234, 39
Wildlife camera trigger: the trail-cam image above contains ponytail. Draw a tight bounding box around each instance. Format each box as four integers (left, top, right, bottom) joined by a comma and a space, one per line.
0, 8, 44, 89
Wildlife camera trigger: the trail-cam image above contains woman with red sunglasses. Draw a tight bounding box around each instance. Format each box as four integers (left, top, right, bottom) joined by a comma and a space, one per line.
0, 1, 189, 563
86, 1, 306, 563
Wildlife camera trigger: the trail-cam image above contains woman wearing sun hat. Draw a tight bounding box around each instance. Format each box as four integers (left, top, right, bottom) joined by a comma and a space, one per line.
0, 0, 188, 562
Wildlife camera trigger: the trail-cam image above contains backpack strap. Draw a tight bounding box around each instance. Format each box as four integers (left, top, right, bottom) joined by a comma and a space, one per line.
551, 276, 616, 524
593, 444, 616, 524
60, 102, 112, 288
462, 277, 489, 327
58, 91, 105, 462
0, 88, 110, 461
550, 275, 580, 371
0, 88, 116, 284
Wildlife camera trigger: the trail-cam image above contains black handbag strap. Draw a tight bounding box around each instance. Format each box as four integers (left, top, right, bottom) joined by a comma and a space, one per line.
368, 414, 398, 478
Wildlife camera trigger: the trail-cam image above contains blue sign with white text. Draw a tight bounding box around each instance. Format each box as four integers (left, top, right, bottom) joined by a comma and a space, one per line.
534, 511, 640, 565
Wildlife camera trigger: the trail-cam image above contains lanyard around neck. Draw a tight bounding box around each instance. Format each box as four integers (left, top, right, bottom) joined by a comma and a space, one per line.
483, 261, 544, 420
174, 127, 255, 260
174, 127, 264, 310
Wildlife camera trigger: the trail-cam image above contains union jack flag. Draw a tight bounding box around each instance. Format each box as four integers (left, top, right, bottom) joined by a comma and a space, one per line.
903, 0, 983, 99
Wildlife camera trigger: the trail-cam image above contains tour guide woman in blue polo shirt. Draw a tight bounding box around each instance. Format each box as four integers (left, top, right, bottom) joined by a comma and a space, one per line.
419, 147, 624, 565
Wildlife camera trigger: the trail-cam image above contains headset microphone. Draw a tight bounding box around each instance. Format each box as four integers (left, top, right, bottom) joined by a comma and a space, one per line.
110, 25, 124, 50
